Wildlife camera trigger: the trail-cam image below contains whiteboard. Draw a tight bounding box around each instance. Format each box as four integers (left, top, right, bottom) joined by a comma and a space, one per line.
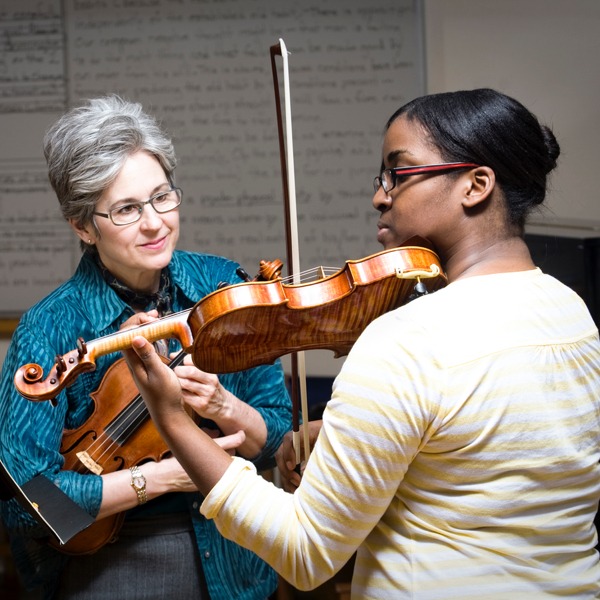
0, 0, 424, 317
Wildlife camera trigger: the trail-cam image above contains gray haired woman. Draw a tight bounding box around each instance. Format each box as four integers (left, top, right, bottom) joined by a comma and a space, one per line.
0, 96, 291, 600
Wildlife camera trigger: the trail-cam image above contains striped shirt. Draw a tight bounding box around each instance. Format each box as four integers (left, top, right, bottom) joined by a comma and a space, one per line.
202, 268, 600, 599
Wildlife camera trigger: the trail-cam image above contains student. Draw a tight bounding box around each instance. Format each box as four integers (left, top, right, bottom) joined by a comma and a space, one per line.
125, 89, 600, 599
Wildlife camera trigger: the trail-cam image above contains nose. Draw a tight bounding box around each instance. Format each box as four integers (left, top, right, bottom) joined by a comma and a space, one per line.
139, 202, 164, 230
372, 186, 392, 212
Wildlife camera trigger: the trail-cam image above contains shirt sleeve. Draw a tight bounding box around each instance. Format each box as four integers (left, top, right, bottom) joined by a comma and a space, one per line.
0, 320, 102, 539
201, 310, 444, 590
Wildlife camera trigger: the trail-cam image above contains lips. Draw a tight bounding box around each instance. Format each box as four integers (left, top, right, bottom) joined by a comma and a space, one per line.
141, 235, 167, 250
376, 221, 390, 242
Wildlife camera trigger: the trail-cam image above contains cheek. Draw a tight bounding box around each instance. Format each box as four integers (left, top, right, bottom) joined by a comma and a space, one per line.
164, 211, 180, 232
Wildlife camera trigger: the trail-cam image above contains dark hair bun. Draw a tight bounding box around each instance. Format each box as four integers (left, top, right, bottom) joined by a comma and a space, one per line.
540, 125, 560, 172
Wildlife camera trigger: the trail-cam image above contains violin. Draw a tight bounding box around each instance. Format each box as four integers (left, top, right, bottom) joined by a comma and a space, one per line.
15, 241, 446, 404
50, 352, 189, 555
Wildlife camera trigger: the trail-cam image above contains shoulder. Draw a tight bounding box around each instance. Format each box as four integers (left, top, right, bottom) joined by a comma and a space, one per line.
172, 249, 240, 272
16, 254, 114, 351
170, 250, 242, 302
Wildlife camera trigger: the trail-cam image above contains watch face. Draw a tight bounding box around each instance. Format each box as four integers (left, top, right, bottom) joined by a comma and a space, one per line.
133, 476, 145, 489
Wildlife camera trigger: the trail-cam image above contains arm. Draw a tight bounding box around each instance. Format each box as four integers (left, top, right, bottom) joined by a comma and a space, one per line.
174, 355, 267, 459
123, 338, 234, 498
172, 251, 292, 467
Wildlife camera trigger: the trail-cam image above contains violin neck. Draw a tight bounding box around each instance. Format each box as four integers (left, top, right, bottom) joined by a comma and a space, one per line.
88, 310, 194, 360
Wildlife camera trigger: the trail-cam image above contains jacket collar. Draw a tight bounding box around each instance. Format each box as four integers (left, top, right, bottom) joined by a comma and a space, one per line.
74, 251, 200, 333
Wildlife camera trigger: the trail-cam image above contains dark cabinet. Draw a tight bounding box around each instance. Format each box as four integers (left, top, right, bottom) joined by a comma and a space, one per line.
525, 234, 600, 326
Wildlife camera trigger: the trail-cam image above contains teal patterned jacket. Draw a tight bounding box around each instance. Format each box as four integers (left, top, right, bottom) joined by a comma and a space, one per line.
0, 250, 292, 600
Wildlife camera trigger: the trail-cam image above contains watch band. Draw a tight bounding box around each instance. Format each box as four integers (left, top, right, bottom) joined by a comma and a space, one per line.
129, 465, 147, 505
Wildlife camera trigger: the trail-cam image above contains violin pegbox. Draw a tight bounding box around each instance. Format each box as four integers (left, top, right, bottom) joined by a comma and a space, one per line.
256, 259, 283, 282
15, 337, 96, 405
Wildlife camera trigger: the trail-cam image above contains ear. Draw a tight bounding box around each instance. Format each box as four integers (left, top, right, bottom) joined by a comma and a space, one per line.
461, 166, 496, 209
69, 218, 96, 245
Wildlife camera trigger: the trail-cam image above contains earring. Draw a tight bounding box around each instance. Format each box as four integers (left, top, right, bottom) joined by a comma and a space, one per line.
88, 239, 92, 243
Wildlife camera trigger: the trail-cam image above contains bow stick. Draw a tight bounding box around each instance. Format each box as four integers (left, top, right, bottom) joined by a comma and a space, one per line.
270, 39, 311, 468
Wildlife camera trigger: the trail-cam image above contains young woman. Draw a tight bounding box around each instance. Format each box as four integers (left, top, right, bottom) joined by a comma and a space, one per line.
124, 89, 600, 599
0, 96, 291, 600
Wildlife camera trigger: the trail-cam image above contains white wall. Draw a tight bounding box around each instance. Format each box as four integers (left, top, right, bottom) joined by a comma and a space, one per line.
424, 0, 600, 229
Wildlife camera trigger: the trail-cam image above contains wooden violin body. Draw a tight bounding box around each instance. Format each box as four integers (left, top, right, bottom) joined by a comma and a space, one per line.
51, 355, 174, 555
15, 242, 446, 403
190, 244, 445, 373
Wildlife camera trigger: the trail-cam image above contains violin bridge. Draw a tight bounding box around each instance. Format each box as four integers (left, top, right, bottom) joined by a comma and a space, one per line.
76, 451, 104, 475
395, 264, 440, 280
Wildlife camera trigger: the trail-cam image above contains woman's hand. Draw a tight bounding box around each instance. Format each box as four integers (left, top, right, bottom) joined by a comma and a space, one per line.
172, 354, 268, 460
119, 309, 159, 331
275, 421, 323, 493
174, 354, 234, 421
202, 428, 246, 457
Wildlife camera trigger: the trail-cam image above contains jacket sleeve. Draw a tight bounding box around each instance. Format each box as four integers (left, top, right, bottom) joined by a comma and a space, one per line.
0, 320, 102, 539
219, 361, 292, 471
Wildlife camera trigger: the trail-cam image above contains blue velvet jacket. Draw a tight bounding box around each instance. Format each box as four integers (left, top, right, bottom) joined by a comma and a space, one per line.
0, 250, 292, 600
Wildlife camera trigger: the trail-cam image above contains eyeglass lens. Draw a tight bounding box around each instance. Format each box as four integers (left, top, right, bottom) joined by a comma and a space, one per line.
111, 188, 182, 225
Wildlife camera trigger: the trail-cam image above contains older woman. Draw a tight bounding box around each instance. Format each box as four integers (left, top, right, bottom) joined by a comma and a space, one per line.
125, 89, 600, 599
0, 96, 291, 600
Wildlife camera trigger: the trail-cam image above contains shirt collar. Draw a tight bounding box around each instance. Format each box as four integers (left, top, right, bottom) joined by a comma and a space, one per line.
75, 251, 201, 333
168, 250, 205, 304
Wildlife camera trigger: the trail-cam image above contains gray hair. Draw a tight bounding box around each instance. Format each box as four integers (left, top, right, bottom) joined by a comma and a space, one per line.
44, 95, 177, 252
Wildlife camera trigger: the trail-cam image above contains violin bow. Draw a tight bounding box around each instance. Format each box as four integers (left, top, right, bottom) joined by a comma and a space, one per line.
270, 39, 311, 468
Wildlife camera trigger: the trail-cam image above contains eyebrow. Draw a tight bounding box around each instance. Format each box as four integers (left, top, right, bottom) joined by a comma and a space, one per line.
107, 182, 170, 209
386, 149, 411, 164
381, 149, 412, 173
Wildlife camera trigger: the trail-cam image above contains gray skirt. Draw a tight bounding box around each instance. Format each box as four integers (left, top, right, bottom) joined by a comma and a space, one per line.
55, 512, 210, 600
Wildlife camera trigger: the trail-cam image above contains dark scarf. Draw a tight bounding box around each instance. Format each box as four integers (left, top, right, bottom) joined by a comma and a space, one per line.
94, 254, 174, 317
94, 254, 175, 356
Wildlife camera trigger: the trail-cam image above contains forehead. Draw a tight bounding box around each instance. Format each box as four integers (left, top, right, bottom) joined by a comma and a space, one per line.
382, 116, 443, 167
98, 152, 167, 207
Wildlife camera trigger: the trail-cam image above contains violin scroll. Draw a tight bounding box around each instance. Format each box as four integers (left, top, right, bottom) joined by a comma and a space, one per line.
15, 345, 97, 403
257, 259, 283, 281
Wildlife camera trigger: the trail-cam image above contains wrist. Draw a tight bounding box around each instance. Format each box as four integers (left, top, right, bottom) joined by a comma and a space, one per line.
211, 387, 236, 425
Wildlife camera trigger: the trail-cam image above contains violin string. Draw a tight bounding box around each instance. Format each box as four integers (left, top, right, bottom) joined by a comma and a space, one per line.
74, 396, 149, 474
72, 352, 187, 474
278, 265, 339, 285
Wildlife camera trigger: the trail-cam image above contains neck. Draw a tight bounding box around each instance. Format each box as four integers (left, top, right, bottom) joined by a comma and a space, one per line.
442, 236, 535, 283
93, 252, 162, 294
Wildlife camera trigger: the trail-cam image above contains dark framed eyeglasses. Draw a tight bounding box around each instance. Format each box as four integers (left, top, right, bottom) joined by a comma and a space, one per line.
93, 187, 183, 226
373, 163, 480, 194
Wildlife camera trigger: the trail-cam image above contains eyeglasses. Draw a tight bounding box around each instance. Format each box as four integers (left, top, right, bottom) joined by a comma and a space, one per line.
373, 162, 480, 194
93, 187, 182, 226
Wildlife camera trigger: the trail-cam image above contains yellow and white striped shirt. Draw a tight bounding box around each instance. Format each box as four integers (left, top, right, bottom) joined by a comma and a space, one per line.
203, 269, 600, 599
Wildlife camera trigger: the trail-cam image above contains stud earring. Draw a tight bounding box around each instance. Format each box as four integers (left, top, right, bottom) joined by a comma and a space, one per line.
88, 239, 92, 243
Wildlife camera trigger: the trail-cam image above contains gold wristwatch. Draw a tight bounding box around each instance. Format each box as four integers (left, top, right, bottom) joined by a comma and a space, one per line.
129, 465, 147, 505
